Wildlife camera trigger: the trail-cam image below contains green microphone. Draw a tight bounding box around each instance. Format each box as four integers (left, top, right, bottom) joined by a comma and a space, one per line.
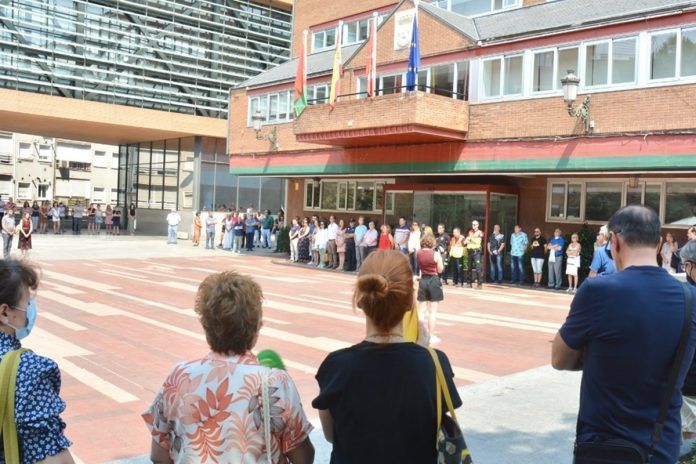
257, 349, 286, 371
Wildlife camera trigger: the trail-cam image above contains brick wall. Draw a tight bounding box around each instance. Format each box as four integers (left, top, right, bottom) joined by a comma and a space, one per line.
294, 91, 468, 137
292, 0, 396, 57
468, 84, 696, 140
346, 1, 473, 71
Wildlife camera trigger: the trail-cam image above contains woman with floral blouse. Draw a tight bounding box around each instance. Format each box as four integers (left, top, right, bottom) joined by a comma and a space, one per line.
143, 271, 314, 464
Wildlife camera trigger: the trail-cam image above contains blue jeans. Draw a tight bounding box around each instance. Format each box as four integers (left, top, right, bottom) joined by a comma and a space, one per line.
72, 217, 82, 234
2, 232, 12, 259
206, 229, 215, 249
168, 225, 178, 243
261, 228, 271, 248
448, 256, 462, 285
489, 253, 504, 282
511, 255, 525, 284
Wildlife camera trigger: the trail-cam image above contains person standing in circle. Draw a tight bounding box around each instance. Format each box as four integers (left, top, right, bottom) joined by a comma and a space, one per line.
127, 203, 137, 236
378, 224, 395, 251
192, 211, 202, 246
18, 212, 33, 256
417, 234, 445, 345
313, 250, 461, 463
530, 228, 547, 288
112, 206, 121, 235
565, 233, 582, 294
464, 220, 484, 289
0, 260, 75, 463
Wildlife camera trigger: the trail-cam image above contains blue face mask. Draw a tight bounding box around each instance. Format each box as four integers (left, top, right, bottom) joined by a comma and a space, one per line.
9, 298, 37, 340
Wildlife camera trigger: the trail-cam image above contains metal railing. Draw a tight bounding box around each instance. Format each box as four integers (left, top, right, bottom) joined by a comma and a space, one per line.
306, 85, 468, 105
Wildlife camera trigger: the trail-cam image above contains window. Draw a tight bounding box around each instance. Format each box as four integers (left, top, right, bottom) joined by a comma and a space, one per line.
38, 145, 52, 162
320, 182, 339, 210
449, 0, 520, 16
503, 56, 523, 95
18, 143, 32, 160
585, 182, 622, 222
17, 182, 31, 200
37, 184, 49, 200
533, 50, 555, 92
482, 55, 521, 97
94, 150, 106, 168
665, 182, 696, 226
247, 91, 292, 126
557, 47, 579, 83
612, 38, 636, 84
111, 152, 119, 169
355, 182, 376, 211
431, 64, 455, 97
651, 31, 677, 80
309, 84, 329, 105
305, 180, 320, 209
92, 187, 105, 203
380, 74, 404, 95
682, 28, 696, 77
455, 61, 470, 100
343, 19, 369, 46
585, 42, 609, 86
312, 28, 336, 52
482, 58, 501, 97
183, 191, 193, 208
549, 182, 581, 220
69, 161, 91, 171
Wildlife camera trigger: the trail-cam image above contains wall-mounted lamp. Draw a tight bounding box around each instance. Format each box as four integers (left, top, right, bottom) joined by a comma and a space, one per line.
251, 110, 279, 151
560, 70, 592, 133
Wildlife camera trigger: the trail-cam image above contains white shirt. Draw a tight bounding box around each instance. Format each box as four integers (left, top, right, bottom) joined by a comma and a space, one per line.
51, 207, 60, 218
59, 206, 66, 217
327, 222, 339, 240
167, 212, 181, 226
408, 230, 421, 253
73, 205, 84, 218
315, 228, 329, 248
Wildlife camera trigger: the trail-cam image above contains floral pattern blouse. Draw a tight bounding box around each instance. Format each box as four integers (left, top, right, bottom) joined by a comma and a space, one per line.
0, 332, 71, 464
143, 351, 313, 464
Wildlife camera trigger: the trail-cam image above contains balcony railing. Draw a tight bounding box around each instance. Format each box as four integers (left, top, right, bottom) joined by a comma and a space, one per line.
294, 89, 469, 147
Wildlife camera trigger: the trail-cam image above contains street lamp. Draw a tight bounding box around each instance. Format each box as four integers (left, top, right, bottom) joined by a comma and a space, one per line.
560, 70, 592, 133
252, 110, 279, 151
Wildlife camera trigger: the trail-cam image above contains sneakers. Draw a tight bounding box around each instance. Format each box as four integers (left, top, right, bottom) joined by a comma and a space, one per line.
429, 335, 441, 345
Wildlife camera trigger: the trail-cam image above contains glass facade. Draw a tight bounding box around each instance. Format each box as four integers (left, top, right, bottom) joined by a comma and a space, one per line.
118, 136, 285, 212
0, 0, 292, 118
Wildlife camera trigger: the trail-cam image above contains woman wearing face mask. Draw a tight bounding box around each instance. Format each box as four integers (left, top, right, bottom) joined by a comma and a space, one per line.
0, 260, 75, 463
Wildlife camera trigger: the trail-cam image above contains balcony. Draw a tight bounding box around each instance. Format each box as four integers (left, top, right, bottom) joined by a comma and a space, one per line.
0, 153, 12, 175
294, 91, 469, 147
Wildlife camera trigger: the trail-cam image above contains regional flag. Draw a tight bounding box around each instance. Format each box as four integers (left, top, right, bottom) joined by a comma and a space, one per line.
294, 30, 308, 117
365, 12, 378, 98
405, 5, 420, 91
329, 21, 343, 111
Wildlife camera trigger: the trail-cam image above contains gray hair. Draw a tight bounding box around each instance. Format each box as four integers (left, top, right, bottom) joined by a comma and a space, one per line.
681, 240, 696, 264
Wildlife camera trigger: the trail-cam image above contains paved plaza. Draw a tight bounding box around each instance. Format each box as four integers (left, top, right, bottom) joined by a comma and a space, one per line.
15, 233, 581, 464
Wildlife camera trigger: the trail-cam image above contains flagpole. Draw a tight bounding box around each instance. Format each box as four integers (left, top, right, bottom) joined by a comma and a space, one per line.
302, 30, 308, 87
371, 12, 378, 99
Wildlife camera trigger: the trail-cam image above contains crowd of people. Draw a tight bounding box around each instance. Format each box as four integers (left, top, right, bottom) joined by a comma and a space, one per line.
5, 205, 696, 464
180, 207, 285, 253
0, 197, 137, 256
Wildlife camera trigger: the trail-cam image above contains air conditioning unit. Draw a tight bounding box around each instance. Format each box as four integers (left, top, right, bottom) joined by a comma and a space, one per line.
60, 160, 68, 169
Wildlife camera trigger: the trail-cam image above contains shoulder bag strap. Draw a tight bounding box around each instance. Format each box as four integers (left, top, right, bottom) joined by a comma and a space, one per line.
650, 282, 693, 450
0, 348, 30, 464
262, 368, 273, 464
428, 349, 459, 438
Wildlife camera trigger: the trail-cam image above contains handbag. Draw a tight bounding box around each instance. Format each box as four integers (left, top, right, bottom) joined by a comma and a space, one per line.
428, 348, 474, 464
0, 348, 30, 464
574, 282, 693, 464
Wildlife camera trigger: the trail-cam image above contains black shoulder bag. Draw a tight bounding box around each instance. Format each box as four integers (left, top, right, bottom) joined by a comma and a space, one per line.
574, 282, 693, 464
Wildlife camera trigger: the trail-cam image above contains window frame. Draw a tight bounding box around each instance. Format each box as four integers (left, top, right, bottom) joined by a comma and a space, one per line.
531, 47, 557, 95
582, 36, 638, 89
544, 178, 696, 227
247, 90, 293, 127
648, 28, 681, 83
480, 53, 524, 99
304, 178, 394, 213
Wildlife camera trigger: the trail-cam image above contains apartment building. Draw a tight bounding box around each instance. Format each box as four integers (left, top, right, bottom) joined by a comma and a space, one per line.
229, 0, 696, 243
0, 131, 118, 206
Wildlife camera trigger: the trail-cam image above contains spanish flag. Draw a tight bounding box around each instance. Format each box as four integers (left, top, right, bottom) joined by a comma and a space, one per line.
329, 21, 343, 111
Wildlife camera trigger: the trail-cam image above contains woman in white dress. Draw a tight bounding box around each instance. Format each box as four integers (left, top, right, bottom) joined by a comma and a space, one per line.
565, 233, 582, 294
222, 214, 234, 250
660, 232, 678, 273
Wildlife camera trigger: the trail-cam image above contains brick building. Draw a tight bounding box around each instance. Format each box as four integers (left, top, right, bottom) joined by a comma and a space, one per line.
229, 0, 696, 247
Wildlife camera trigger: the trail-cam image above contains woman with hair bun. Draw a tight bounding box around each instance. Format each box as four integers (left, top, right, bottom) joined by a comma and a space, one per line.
312, 250, 461, 463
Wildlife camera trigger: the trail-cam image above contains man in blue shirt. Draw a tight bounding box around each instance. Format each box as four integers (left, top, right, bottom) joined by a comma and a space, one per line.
509, 225, 528, 286
589, 225, 617, 277
354, 216, 368, 270
547, 228, 566, 290
553, 205, 696, 464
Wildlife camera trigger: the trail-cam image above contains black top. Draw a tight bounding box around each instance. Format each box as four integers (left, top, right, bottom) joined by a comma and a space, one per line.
313, 341, 462, 464
530, 235, 547, 259
436, 233, 450, 254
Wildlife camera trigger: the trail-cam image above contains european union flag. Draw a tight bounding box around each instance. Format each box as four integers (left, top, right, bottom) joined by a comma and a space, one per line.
405, 12, 420, 91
